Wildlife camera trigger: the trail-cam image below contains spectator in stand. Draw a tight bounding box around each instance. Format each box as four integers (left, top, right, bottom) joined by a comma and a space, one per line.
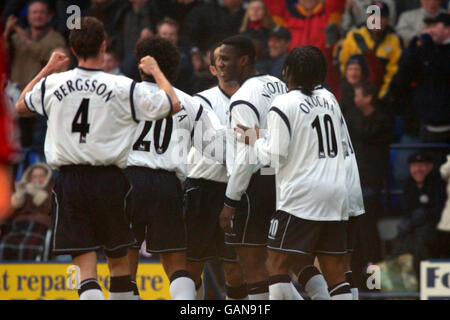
265, 0, 346, 95
102, 49, 123, 75
346, 81, 393, 268
182, 0, 246, 53
391, 152, 447, 279
2, 0, 66, 159
339, 54, 369, 116
396, 0, 446, 45
257, 26, 291, 80
156, 0, 203, 33
157, 17, 194, 94
393, 13, 450, 144
240, 0, 276, 59
0, 163, 53, 260
338, 1, 402, 101
110, 0, 161, 61
341, 0, 396, 35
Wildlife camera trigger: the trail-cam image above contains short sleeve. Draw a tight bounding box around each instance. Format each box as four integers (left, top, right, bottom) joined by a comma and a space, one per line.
24, 77, 48, 118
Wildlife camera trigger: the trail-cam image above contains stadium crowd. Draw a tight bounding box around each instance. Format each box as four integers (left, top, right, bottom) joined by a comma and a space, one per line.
0, 0, 449, 298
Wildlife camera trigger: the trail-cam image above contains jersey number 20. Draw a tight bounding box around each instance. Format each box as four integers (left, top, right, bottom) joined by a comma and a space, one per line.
132, 117, 173, 154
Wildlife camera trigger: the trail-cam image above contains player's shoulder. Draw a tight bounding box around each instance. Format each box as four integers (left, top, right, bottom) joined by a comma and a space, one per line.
193, 86, 220, 108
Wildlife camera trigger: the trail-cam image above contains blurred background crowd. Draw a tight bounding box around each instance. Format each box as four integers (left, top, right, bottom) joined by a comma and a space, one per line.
0, 0, 449, 294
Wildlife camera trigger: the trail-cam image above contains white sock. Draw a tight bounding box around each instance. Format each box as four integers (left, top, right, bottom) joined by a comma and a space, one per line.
78, 279, 105, 300
298, 266, 330, 300
305, 274, 331, 300
80, 289, 105, 300
329, 281, 352, 300
109, 291, 134, 300
268, 275, 302, 300
170, 276, 196, 300
351, 287, 359, 300
196, 279, 204, 300
249, 292, 270, 300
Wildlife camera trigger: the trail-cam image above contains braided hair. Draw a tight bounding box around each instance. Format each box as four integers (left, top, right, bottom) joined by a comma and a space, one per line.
283, 46, 327, 96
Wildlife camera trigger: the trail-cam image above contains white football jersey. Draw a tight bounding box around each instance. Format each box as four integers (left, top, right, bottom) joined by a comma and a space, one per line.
225, 74, 287, 206
340, 115, 365, 217
24, 67, 171, 169
187, 86, 230, 183
127, 82, 225, 181
253, 87, 349, 221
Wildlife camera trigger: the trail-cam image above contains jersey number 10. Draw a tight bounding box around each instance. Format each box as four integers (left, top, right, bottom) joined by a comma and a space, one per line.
311, 115, 338, 159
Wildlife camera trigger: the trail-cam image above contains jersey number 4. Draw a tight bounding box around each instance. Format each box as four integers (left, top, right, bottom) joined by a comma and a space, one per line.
311, 115, 338, 159
72, 98, 90, 143
132, 117, 173, 154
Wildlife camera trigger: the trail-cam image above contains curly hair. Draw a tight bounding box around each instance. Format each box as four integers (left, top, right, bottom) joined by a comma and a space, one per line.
69, 17, 105, 60
283, 46, 327, 96
134, 36, 180, 83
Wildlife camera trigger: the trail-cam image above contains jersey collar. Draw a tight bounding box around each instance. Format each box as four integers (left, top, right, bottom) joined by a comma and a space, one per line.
77, 66, 103, 72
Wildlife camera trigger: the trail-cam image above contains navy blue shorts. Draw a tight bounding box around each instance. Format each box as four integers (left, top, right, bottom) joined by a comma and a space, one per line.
124, 166, 186, 254
52, 165, 134, 258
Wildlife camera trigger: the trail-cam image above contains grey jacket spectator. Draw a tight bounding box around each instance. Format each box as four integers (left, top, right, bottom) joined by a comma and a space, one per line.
111, 0, 162, 60
341, 0, 396, 34
396, 0, 446, 44
257, 27, 291, 80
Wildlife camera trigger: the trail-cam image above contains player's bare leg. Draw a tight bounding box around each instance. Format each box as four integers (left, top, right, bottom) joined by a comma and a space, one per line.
223, 261, 248, 300
317, 254, 352, 300
264, 250, 301, 300
73, 251, 104, 300
186, 260, 206, 299
106, 252, 134, 300
234, 247, 269, 299
160, 251, 196, 300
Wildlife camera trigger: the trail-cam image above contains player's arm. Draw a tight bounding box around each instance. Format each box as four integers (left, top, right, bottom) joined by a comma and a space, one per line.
138, 56, 182, 115
224, 102, 260, 208
235, 105, 291, 168
220, 102, 261, 234
16, 51, 69, 116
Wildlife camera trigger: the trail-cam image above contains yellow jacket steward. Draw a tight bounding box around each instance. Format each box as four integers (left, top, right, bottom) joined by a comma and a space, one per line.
338, 25, 403, 99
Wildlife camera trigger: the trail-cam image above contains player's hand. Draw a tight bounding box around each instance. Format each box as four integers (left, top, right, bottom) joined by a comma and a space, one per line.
234, 124, 260, 145
45, 51, 70, 74
219, 205, 235, 234
139, 56, 161, 77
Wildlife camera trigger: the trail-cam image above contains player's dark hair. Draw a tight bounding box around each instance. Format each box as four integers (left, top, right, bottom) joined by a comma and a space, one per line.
283, 46, 327, 96
134, 36, 180, 83
69, 17, 105, 60
221, 35, 256, 66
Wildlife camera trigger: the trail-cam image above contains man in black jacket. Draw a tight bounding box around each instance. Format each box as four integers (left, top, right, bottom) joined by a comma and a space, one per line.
392, 152, 447, 279
394, 13, 450, 144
